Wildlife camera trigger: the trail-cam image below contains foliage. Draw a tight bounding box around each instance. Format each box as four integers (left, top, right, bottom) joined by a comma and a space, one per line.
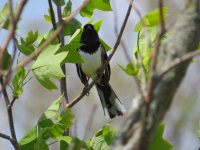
88, 124, 116, 150
32, 44, 68, 90
80, 0, 112, 18
19, 96, 74, 150
119, 7, 168, 83
149, 124, 173, 150
12, 67, 29, 98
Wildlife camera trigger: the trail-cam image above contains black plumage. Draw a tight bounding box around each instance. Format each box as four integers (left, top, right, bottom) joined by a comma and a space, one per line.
76, 24, 126, 119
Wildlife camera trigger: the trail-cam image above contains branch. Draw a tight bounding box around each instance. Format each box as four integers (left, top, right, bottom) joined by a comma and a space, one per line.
48, 0, 57, 31
0, 0, 27, 70
0, 132, 18, 148
112, 0, 145, 100
66, 0, 133, 108
147, 0, 166, 103
1, 0, 91, 78
0, 79, 19, 150
160, 49, 200, 77
112, 0, 200, 149
56, 0, 68, 103
0, 132, 12, 141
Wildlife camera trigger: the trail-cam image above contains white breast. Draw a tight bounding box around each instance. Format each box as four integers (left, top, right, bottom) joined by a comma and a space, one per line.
79, 49, 102, 79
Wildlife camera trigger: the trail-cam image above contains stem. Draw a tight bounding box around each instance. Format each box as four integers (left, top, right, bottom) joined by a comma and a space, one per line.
0, 79, 19, 150
56, 0, 68, 103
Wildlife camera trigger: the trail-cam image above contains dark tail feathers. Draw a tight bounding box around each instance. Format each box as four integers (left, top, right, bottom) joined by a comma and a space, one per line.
95, 83, 126, 119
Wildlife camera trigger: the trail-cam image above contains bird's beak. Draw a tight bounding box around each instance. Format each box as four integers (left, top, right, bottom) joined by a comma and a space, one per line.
87, 26, 92, 31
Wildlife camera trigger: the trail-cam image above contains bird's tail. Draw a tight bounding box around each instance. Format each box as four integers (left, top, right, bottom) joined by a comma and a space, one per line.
95, 83, 126, 119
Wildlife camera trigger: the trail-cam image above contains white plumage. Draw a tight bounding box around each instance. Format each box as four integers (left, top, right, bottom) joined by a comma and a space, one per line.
79, 48, 102, 79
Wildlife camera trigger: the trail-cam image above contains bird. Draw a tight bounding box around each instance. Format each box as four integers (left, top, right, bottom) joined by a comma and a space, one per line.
76, 24, 126, 119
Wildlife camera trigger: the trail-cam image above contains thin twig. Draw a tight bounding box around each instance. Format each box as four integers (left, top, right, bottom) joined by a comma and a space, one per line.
56, 0, 69, 137
9, 97, 17, 108
0, 0, 27, 69
56, 0, 68, 103
137, 1, 166, 149
0, 79, 19, 150
66, 0, 133, 108
159, 0, 166, 33
160, 49, 200, 77
48, 0, 57, 31
0, 132, 18, 148
1, 0, 91, 78
146, 0, 166, 103
0, 132, 12, 141
112, 0, 145, 99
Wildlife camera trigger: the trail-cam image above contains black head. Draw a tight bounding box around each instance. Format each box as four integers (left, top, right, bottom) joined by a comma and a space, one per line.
80, 24, 100, 53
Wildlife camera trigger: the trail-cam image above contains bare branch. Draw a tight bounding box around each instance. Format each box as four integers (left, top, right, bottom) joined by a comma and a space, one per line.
48, 0, 57, 31
160, 49, 200, 77
0, 132, 11, 141
147, 0, 167, 103
0, 0, 28, 69
0, 79, 19, 150
112, 1, 145, 101
0, 132, 18, 148
56, 0, 68, 104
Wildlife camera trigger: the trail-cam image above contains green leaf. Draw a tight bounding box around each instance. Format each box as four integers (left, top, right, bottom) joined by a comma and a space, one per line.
63, 0, 72, 17
61, 138, 89, 150
38, 95, 63, 125
93, 19, 104, 32
80, 0, 112, 18
88, 124, 116, 150
93, 20, 111, 51
0, 3, 22, 30
52, 0, 65, 6
2, 51, 11, 70
100, 38, 111, 51
32, 44, 68, 90
20, 97, 75, 150
118, 63, 139, 76
134, 7, 168, 32
17, 30, 38, 56
149, 124, 173, 150
133, 27, 158, 81
19, 127, 49, 150
20, 138, 49, 150
44, 14, 51, 23
19, 127, 37, 145
63, 18, 82, 36
61, 29, 84, 64
12, 67, 27, 98
55, 136, 72, 144
0, 3, 10, 29
55, 109, 74, 128
47, 109, 74, 138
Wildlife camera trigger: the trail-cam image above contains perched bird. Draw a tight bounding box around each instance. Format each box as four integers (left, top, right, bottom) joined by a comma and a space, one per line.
76, 24, 126, 119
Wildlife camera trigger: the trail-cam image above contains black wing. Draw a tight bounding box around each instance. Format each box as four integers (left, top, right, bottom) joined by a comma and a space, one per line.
100, 44, 111, 85
76, 64, 89, 86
